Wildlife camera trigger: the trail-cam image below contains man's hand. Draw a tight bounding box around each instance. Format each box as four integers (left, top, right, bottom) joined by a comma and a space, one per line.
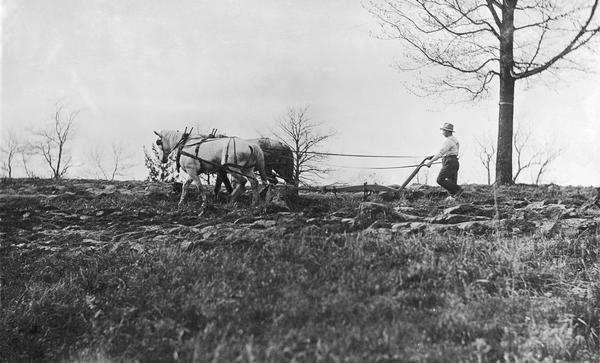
423, 155, 435, 168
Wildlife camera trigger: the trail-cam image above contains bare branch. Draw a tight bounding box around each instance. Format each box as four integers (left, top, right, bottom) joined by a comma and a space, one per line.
511, 124, 561, 184
90, 148, 109, 179
486, 0, 503, 29
534, 141, 563, 184
514, 0, 600, 79
368, 0, 501, 98
512, 126, 538, 183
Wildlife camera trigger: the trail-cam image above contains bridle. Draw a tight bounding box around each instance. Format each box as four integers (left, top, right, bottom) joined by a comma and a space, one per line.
155, 127, 194, 160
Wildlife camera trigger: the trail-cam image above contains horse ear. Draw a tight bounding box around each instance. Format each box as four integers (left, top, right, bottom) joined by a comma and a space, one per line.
153, 131, 161, 137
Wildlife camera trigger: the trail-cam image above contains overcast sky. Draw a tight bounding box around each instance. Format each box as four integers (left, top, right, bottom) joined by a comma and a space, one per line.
2, 0, 599, 186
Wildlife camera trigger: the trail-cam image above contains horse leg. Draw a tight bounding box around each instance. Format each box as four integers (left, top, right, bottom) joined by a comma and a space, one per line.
229, 174, 246, 205
214, 173, 223, 196
249, 176, 260, 206
222, 172, 234, 194
214, 170, 234, 196
179, 178, 193, 206
239, 169, 260, 206
189, 173, 207, 208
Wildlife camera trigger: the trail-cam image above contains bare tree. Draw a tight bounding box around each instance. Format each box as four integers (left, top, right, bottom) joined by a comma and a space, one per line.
476, 133, 496, 185
273, 106, 334, 186
0, 129, 20, 178
20, 147, 37, 178
533, 142, 562, 185
512, 126, 539, 183
369, 0, 600, 184
32, 103, 79, 178
89, 141, 135, 180
511, 125, 562, 183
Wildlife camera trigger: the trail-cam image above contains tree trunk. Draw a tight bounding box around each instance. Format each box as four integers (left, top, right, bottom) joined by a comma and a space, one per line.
294, 141, 301, 187
495, 1, 516, 185
294, 161, 300, 187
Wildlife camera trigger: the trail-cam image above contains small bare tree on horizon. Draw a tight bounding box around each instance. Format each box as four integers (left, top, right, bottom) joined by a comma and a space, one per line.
0, 129, 21, 178
513, 125, 564, 184
476, 133, 496, 185
20, 147, 38, 178
512, 126, 538, 183
32, 103, 79, 179
88, 141, 135, 180
532, 139, 562, 185
273, 106, 334, 187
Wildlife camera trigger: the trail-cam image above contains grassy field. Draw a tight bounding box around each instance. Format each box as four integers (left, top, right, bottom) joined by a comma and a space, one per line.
1, 178, 599, 362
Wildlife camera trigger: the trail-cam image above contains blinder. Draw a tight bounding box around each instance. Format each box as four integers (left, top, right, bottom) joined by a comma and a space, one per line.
156, 139, 162, 146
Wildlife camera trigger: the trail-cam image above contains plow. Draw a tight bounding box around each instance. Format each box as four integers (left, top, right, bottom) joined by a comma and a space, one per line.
269, 156, 435, 200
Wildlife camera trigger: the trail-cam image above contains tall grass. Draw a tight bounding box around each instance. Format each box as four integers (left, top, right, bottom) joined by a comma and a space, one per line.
2, 229, 599, 362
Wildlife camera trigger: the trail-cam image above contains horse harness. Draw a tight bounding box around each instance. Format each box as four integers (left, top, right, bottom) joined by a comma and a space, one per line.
174, 132, 192, 172
222, 137, 257, 170
175, 134, 258, 180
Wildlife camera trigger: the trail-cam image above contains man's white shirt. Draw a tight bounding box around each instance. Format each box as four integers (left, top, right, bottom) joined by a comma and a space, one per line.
431, 135, 459, 162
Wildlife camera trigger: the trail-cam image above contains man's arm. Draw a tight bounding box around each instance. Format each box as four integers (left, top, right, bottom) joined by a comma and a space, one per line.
425, 139, 452, 167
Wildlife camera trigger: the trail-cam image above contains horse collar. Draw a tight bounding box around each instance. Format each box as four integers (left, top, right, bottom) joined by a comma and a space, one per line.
174, 133, 191, 172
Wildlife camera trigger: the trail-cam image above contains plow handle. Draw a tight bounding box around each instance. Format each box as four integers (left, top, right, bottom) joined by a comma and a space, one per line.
396, 156, 434, 193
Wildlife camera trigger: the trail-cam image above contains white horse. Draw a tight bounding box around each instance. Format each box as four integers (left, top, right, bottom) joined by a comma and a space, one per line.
153, 129, 268, 207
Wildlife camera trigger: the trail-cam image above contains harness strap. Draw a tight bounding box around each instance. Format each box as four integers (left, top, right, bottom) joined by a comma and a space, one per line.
221, 145, 258, 183
224, 137, 242, 167
175, 133, 215, 172
195, 144, 202, 173
180, 150, 253, 180
175, 133, 192, 173
224, 138, 231, 163
233, 138, 238, 166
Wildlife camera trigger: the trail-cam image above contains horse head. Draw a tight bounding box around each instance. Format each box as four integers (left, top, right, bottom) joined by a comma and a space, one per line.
154, 130, 180, 163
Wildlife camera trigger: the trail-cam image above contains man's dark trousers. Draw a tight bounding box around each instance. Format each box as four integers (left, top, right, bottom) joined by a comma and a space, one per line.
437, 155, 460, 195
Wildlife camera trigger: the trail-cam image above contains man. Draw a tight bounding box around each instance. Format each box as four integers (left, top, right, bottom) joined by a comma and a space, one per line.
425, 123, 463, 201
